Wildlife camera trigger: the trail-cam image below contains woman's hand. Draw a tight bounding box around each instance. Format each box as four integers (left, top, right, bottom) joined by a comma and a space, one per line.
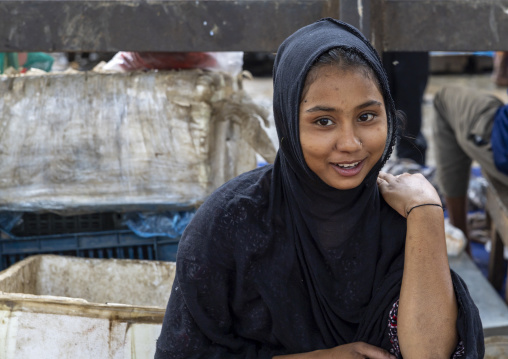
377, 171, 441, 218
320, 342, 396, 359
274, 342, 396, 359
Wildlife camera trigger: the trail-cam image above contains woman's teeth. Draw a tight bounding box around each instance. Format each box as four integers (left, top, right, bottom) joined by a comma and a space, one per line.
336, 161, 360, 168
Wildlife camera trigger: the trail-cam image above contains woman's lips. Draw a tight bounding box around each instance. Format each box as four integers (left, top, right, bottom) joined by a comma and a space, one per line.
331, 159, 365, 177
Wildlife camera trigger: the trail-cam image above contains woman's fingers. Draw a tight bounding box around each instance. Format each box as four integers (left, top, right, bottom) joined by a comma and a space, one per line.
326, 342, 396, 359
377, 171, 393, 181
376, 172, 398, 195
376, 172, 392, 188
354, 342, 397, 359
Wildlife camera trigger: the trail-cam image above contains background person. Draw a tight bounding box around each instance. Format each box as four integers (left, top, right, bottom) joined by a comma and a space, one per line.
383, 52, 429, 165
433, 86, 508, 254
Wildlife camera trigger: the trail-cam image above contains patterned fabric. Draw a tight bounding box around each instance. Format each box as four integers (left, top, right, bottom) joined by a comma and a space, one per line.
388, 300, 400, 356
388, 299, 465, 358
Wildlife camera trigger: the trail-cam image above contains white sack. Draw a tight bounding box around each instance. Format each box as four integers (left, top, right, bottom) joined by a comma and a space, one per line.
0, 70, 275, 214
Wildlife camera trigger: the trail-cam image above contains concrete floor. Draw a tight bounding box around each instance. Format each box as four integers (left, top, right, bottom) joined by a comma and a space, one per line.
243, 72, 508, 168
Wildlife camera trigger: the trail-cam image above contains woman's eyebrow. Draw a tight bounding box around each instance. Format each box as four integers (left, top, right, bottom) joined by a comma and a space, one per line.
305, 100, 383, 113
356, 100, 383, 110
305, 106, 336, 113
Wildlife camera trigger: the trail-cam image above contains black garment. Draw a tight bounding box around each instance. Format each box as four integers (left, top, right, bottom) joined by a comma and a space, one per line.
383, 52, 429, 165
155, 19, 484, 358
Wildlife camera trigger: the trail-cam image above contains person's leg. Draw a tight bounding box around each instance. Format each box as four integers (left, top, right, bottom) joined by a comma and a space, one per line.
445, 196, 470, 254
433, 86, 502, 253
492, 52, 508, 87
383, 51, 429, 165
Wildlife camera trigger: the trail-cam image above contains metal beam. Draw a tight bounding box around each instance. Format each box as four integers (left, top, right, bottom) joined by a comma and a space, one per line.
2, 0, 508, 52
0, 0, 339, 52
383, 0, 508, 52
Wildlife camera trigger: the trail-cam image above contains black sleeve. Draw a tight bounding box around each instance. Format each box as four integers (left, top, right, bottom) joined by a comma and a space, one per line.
450, 270, 485, 358
155, 260, 274, 359
154, 188, 276, 359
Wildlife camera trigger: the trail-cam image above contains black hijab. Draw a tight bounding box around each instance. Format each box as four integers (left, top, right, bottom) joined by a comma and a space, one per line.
269, 17, 402, 345
156, 18, 484, 359
269, 18, 483, 353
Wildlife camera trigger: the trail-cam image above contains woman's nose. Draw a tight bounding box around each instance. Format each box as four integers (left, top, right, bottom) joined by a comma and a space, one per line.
335, 126, 362, 152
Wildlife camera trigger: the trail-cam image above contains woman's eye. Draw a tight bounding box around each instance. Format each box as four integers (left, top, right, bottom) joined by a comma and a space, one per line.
358, 113, 375, 122
316, 118, 333, 126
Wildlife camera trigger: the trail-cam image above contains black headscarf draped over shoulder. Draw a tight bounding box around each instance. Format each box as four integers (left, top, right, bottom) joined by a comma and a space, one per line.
156, 18, 484, 359
268, 17, 404, 347
269, 18, 483, 354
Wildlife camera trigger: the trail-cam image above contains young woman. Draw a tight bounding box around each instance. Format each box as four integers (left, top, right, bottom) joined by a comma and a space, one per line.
155, 19, 483, 358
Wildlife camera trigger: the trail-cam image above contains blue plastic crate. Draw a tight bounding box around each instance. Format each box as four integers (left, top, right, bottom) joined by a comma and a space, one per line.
0, 229, 179, 270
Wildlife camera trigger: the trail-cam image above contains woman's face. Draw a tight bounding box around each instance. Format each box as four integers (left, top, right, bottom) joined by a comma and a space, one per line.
299, 65, 388, 190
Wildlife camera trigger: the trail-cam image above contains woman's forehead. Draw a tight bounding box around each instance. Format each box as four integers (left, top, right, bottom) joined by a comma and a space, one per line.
302, 64, 383, 103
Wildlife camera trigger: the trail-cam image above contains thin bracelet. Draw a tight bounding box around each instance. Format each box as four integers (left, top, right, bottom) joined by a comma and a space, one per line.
406, 203, 443, 217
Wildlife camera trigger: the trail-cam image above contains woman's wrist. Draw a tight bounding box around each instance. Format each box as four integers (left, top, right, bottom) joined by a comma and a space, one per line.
406, 203, 443, 218
404, 203, 445, 224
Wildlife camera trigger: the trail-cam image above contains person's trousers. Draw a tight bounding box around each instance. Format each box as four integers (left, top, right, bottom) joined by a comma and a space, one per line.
433, 86, 508, 197
383, 51, 429, 165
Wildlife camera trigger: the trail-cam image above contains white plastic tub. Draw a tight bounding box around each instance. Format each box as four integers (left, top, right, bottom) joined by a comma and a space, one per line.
0, 255, 175, 359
